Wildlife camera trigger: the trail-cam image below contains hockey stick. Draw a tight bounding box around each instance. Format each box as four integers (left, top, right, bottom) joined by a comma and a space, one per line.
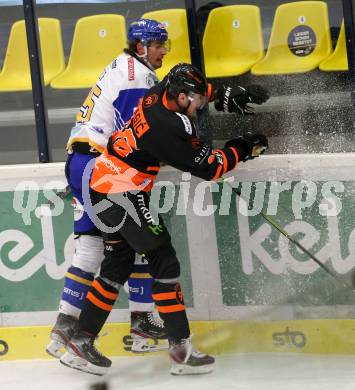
222, 178, 355, 291
46, 185, 72, 208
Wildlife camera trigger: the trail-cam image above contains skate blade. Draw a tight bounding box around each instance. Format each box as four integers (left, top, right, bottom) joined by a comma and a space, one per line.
131, 338, 168, 353
170, 362, 215, 375
60, 352, 109, 376
46, 340, 65, 359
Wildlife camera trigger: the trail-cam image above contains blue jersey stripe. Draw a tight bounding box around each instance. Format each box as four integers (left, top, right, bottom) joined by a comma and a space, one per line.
113, 88, 148, 131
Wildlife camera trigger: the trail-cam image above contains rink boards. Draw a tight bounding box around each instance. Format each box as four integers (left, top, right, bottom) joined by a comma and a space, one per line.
1, 154, 355, 360
2, 318, 355, 360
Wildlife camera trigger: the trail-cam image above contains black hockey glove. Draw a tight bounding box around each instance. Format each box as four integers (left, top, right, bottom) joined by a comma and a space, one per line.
214, 85, 270, 115
225, 133, 268, 162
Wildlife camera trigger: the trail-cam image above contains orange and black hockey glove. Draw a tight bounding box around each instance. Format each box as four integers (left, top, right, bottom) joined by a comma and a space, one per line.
225, 133, 268, 162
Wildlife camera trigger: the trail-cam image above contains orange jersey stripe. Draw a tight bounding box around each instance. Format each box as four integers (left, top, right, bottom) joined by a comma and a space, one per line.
162, 90, 169, 109
157, 304, 185, 313
207, 83, 213, 101
92, 280, 118, 301
152, 292, 177, 301
87, 292, 113, 312
212, 164, 223, 180
229, 147, 239, 170
147, 166, 160, 172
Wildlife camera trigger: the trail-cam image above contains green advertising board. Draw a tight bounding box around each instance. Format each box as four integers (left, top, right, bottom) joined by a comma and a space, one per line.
0, 190, 193, 314
214, 181, 355, 307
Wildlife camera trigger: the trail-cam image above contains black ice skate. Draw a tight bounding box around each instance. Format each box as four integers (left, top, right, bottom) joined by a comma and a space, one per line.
130, 311, 168, 353
60, 330, 111, 376
46, 313, 79, 358
169, 337, 215, 375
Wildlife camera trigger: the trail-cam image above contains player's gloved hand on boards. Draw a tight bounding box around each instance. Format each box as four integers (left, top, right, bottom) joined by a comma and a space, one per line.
214, 85, 270, 115
225, 133, 268, 162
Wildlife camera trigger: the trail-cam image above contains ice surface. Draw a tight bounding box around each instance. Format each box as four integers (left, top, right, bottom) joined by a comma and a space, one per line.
1, 353, 355, 390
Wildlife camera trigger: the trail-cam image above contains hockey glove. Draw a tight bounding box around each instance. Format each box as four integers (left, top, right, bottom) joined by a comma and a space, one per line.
214, 85, 270, 115
225, 133, 268, 162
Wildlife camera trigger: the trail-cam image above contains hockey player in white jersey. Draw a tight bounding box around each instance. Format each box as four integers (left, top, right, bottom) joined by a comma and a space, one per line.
46, 19, 169, 358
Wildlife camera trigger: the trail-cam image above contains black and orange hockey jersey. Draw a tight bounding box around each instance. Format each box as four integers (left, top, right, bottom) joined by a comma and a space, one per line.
90, 81, 239, 194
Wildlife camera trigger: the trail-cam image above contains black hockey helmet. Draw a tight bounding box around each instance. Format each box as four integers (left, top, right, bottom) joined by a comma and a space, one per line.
166, 63, 208, 97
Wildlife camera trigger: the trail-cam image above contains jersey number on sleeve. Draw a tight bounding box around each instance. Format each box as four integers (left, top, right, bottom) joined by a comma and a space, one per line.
76, 85, 102, 123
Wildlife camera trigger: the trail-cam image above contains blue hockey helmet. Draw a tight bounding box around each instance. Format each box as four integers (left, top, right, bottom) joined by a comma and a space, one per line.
127, 18, 168, 45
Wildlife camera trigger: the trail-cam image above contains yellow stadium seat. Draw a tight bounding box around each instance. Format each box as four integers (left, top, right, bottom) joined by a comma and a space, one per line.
51, 14, 126, 89
319, 20, 348, 71
203, 5, 264, 77
0, 18, 64, 92
142, 9, 191, 80
251, 1, 332, 75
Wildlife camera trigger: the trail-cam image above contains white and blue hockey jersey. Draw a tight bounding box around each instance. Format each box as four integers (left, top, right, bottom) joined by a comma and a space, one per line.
67, 52, 158, 153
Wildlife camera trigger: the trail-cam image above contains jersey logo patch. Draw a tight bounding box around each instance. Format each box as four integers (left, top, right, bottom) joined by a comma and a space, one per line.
143, 94, 158, 108
128, 57, 135, 81
146, 73, 157, 87
175, 112, 192, 135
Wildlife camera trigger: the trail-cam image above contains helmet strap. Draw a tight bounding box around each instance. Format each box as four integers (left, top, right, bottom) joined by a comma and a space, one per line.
136, 42, 155, 71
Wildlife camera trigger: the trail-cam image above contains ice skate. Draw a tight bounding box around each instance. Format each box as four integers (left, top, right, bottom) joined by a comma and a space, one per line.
60, 330, 111, 376
46, 313, 79, 358
169, 337, 215, 375
130, 311, 168, 353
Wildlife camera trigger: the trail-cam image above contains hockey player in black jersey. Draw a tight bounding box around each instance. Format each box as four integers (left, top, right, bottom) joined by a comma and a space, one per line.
60, 63, 269, 376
